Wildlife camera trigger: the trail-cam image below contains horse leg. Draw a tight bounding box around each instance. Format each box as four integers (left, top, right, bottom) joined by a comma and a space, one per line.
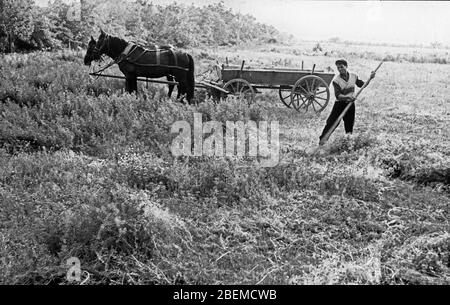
167, 75, 174, 98
186, 54, 196, 104
125, 76, 138, 94
125, 78, 131, 93
176, 80, 183, 99
130, 76, 138, 93
177, 81, 187, 103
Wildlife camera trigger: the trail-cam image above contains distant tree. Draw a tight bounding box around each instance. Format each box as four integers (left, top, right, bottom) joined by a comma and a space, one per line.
313, 42, 323, 52
47, 0, 75, 47
0, 0, 34, 52
124, 2, 147, 42
328, 37, 341, 43
0, 0, 285, 51
430, 41, 443, 49
30, 10, 57, 49
75, 0, 100, 45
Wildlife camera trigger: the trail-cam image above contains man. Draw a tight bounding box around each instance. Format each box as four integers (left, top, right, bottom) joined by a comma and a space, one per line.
318, 59, 376, 145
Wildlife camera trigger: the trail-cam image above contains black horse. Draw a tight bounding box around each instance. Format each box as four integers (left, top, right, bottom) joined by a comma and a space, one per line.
84, 36, 179, 98
87, 30, 195, 103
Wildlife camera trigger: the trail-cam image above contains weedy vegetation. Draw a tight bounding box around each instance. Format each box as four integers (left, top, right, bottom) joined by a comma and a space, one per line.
0, 43, 449, 285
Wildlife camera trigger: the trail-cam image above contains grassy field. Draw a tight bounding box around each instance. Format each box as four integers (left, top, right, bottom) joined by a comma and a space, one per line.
0, 42, 449, 285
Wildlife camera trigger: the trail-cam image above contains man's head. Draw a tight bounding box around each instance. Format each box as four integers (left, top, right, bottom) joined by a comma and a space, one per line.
335, 59, 348, 76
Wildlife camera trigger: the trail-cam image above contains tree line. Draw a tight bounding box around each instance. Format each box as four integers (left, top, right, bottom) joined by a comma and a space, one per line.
0, 0, 287, 53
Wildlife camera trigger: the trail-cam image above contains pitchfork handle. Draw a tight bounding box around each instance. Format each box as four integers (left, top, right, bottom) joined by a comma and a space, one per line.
354, 60, 384, 100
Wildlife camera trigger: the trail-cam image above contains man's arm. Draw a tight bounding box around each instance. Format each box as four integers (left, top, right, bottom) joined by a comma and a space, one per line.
356, 70, 377, 88
333, 81, 354, 102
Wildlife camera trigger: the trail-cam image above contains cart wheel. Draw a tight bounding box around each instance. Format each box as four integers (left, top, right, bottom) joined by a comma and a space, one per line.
223, 78, 255, 104
291, 75, 330, 114
278, 87, 292, 108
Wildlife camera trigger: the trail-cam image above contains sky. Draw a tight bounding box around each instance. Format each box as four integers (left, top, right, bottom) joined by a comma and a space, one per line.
35, 0, 450, 45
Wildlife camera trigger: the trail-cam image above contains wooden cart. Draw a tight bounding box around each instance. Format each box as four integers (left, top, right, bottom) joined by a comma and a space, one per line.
214, 61, 335, 113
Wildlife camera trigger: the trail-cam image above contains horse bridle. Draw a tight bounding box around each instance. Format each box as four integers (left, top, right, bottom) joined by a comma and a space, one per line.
90, 34, 123, 75
93, 33, 110, 59
93, 33, 129, 64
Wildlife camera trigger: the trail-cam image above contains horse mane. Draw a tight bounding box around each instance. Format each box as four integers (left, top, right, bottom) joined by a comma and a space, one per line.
110, 35, 128, 49
101, 34, 128, 58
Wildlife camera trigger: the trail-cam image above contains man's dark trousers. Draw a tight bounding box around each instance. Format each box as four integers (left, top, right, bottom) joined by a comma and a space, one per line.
319, 100, 355, 142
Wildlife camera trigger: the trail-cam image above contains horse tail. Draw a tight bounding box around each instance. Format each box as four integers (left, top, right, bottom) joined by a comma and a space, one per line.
186, 53, 195, 103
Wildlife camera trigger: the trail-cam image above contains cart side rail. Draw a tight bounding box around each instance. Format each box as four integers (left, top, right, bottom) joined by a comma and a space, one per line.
221, 69, 334, 87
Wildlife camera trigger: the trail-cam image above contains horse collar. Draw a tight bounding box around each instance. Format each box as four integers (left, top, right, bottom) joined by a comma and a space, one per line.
118, 43, 136, 62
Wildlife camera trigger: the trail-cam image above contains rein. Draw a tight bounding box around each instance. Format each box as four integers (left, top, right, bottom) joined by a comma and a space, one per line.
91, 59, 118, 75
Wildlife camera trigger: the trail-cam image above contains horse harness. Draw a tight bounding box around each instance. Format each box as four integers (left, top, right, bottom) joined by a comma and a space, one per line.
116, 42, 189, 72
92, 34, 190, 75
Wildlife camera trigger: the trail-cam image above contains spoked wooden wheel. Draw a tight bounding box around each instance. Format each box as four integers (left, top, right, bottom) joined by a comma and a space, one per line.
278, 86, 293, 108
291, 75, 330, 113
223, 78, 255, 104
